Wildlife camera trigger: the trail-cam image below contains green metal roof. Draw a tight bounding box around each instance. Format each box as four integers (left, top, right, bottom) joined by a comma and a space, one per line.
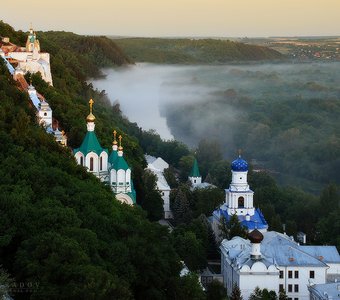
109, 150, 118, 165
189, 158, 201, 177
113, 156, 129, 171
73, 131, 107, 156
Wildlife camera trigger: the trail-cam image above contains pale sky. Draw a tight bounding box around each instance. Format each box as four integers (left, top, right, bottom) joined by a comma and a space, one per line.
1, 0, 339, 37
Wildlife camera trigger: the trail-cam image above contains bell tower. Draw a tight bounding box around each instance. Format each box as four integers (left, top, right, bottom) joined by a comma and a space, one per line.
226, 154, 255, 217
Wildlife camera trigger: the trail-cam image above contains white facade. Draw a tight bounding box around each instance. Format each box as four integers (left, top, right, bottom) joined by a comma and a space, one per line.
38, 100, 52, 128
189, 175, 202, 186
2, 28, 53, 85
145, 155, 173, 219
226, 169, 255, 217
220, 231, 339, 300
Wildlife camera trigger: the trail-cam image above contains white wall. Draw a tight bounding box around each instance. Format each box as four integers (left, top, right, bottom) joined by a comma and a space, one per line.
278, 266, 327, 300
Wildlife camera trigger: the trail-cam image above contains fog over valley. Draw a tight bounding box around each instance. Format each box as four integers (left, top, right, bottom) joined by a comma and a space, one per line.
91, 62, 340, 191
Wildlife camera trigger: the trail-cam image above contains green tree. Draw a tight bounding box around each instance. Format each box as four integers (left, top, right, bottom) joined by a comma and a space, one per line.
168, 273, 205, 300
230, 283, 243, 300
219, 215, 248, 240
279, 290, 288, 300
191, 187, 224, 217
140, 170, 164, 221
164, 166, 178, 188
206, 280, 228, 300
249, 287, 263, 300
173, 189, 192, 225
172, 230, 207, 271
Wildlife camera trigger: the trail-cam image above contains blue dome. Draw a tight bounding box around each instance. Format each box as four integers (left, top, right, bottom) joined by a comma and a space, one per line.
231, 156, 248, 172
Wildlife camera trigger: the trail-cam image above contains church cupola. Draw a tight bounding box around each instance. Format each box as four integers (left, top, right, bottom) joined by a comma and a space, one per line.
226, 153, 255, 217
248, 229, 264, 260
73, 99, 108, 180
109, 130, 118, 167
109, 135, 136, 205
189, 158, 202, 186
118, 135, 124, 157
26, 26, 40, 53
86, 99, 96, 132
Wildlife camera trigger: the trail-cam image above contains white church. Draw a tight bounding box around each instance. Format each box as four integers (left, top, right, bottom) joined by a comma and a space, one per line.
73, 99, 136, 205
212, 155, 268, 237
1, 27, 53, 85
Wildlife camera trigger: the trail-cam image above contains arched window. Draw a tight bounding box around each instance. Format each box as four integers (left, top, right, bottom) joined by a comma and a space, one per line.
80, 156, 83, 166
238, 196, 245, 208
90, 157, 94, 171
100, 156, 103, 171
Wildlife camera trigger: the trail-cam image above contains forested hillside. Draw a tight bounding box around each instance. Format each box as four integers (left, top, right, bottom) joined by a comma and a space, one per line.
111, 38, 284, 64
0, 22, 205, 299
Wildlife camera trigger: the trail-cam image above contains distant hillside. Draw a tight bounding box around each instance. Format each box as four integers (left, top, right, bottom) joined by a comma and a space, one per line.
110, 38, 284, 64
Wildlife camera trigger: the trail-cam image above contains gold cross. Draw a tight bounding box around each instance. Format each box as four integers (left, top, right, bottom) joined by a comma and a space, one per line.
113, 130, 117, 144
118, 135, 122, 148
89, 99, 94, 113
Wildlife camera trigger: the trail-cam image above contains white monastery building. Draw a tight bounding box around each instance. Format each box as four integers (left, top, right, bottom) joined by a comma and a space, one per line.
221, 230, 340, 300
1, 27, 53, 85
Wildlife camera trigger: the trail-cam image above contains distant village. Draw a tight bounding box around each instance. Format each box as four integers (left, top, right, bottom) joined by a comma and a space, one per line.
1, 29, 340, 300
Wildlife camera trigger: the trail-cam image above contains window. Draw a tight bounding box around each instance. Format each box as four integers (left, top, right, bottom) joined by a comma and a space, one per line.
279, 270, 284, 278
279, 284, 284, 292
194, 180, 196, 183
294, 285, 299, 293
288, 284, 292, 293
288, 270, 293, 278
90, 157, 94, 171
310, 271, 315, 278
100, 156, 103, 171
294, 271, 299, 278
44, 112, 47, 116
238, 196, 245, 208
294, 298, 298, 300
80, 156, 83, 166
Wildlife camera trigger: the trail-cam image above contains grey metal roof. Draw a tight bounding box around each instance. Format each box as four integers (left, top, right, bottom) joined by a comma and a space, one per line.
221, 231, 332, 268
308, 282, 340, 299
301, 246, 340, 264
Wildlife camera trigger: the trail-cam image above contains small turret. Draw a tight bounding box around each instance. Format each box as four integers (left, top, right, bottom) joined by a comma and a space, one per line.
248, 229, 264, 260
189, 158, 202, 186
26, 26, 40, 53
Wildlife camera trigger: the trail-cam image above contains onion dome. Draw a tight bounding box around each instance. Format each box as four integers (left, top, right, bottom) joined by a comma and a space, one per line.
248, 229, 263, 244
231, 155, 248, 172
86, 99, 96, 122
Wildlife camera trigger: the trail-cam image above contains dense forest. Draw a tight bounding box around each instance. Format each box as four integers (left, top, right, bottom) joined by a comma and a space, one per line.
1, 21, 339, 299
111, 38, 284, 64
0, 21, 207, 299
